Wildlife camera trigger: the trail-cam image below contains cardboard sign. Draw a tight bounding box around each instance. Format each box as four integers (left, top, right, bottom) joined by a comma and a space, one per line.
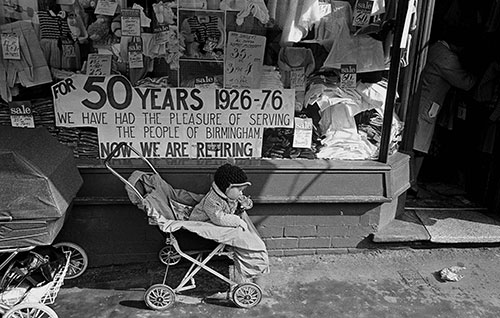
87, 54, 112, 76
225, 32, 266, 89
9, 101, 34, 128
1, 33, 20, 60
121, 9, 141, 37
293, 117, 313, 148
52, 75, 296, 159
340, 64, 357, 89
353, 0, 374, 27
94, 0, 118, 16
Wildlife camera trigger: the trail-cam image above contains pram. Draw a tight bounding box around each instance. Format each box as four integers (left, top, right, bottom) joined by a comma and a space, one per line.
104, 142, 264, 310
0, 127, 89, 317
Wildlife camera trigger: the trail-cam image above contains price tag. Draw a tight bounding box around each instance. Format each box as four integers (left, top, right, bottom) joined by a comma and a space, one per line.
290, 67, 306, 92
1, 33, 21, 60
121, 9, 141, 37
225, 32, 266, 89
353, 0, 374, 27
128, 39, 143, 69
293, 117, 313, 148
195, 76, 217, 89
9, 101, 34, 128
153, 24, 169, 45
94, 0, 118, 16
340, 64, 357, 89
87, 53, 112, 75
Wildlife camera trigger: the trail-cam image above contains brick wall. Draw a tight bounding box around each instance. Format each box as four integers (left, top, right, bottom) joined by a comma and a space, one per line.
57, 198, 404, 267
249, 203, 383, 257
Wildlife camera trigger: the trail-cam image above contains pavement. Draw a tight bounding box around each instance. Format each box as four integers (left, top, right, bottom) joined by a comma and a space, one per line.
52, 246, 500, 318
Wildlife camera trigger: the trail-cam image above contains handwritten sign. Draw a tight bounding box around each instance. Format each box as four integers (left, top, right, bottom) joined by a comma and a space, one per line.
225, 32, 266, 89
52, 75, 296, 159
1, 33, 20, 60
94, 0, 118, 16
293, 117, 312, 148
87, 54, 112, 75
353, 0, 374, 27
340, 64, 357, 89
9, 101, 34, 128
121, 9, 141, 37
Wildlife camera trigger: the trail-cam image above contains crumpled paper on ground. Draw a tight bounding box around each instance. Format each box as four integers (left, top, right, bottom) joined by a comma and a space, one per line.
439, 266, 466, 282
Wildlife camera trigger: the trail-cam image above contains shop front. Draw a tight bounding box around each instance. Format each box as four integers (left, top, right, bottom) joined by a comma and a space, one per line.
0, 0, 413, 266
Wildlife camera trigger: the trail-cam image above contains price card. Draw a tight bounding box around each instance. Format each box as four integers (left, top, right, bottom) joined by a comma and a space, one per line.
94, 0, 118, 16
87, 53, 112, 75
121, 9, 141, 37
293, 117, 313, 149
340, 64, 357, 89
128, 40, 143, 69
353, 0, 374, 27
225, 32, 266, 89
9, 101, 34, 128
153, 24, 169, 45
290, 67, 306, 92
1, 33, 20, 60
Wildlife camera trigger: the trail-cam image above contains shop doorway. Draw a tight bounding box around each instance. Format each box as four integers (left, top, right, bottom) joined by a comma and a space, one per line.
403, 0, 500, 213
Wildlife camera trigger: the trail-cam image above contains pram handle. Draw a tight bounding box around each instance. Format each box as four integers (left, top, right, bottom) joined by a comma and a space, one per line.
103, 142, 159, 201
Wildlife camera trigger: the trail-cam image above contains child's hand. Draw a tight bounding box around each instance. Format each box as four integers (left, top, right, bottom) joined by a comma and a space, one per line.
238, 195, 253, 210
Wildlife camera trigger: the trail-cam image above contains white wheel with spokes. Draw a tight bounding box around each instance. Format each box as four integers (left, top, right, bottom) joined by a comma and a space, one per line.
144, 284, 175, 310
53, 242, 88, 279
232, 283, 262, 308
158, 245, 181, 265
4, 303, 58, 318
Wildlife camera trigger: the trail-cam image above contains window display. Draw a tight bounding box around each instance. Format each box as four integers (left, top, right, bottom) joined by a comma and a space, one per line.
0, 0, 409, 161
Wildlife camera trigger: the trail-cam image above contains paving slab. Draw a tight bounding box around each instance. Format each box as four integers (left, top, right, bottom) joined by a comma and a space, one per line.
415, 209, 500, 243
373, 210, 431, 242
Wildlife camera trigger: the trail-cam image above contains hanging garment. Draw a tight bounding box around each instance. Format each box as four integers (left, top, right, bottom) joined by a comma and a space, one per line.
314, 1, 352, 50
181, 15, 224, 58
232, 0, 269, 26
321, 18, 386, 73
279, 0, 322, 45
0, 21, 52, 102
277, 47, 315, 110
36, 10, 78, 70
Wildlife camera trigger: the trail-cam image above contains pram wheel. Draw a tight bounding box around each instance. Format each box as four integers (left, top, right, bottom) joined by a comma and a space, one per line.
53, 242, 88, 280
158, 245, 181, 266
4, 303, 58, 318
231, 283, 263, 308
144, 284, 176, 310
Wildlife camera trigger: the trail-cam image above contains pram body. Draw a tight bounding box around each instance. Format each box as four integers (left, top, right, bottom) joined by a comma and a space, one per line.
0, 127, 89, 317
105, 142, 265, 309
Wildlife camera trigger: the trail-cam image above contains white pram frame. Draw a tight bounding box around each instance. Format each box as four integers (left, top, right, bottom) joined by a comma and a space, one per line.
104, 142, 263, 310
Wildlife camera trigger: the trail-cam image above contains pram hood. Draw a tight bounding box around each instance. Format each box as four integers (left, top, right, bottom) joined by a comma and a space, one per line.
127, 171, 267, 252
0, 127, 83, 220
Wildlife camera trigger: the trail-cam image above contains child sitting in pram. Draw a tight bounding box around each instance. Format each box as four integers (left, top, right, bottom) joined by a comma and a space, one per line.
189, 163, 270, 299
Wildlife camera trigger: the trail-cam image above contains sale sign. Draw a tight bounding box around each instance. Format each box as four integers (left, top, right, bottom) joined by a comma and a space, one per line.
52, 75, 295, 159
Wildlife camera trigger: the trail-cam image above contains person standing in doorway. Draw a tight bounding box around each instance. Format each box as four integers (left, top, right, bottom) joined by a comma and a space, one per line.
410, 31, 478, 194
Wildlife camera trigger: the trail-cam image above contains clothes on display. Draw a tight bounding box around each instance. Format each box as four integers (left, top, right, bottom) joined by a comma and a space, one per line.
0, 21, 52, 102
0, 0, 410, 161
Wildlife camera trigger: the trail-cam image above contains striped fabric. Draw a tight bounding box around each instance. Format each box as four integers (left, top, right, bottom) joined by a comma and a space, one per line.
37, 11, 72, 40
186, 16, 222, 43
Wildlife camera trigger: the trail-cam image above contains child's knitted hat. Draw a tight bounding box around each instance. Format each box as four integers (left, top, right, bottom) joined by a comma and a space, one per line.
214, 163, 251, 193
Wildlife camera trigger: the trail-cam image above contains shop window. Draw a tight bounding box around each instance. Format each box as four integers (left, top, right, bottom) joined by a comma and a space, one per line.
0, 0, 411, 162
